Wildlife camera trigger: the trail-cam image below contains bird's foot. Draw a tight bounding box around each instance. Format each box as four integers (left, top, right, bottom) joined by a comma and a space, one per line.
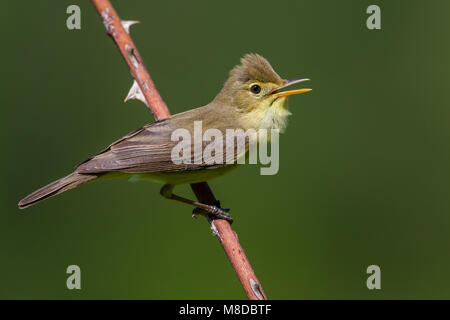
192, 206, 233, 224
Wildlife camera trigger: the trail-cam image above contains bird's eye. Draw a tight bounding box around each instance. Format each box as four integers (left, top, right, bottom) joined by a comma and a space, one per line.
250, 84, 261, 94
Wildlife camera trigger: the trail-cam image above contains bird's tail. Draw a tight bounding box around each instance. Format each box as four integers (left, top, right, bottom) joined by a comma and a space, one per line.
18, 172, 97, 209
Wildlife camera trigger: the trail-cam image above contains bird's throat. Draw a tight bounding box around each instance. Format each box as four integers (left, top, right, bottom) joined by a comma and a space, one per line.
241, 97, 291, 132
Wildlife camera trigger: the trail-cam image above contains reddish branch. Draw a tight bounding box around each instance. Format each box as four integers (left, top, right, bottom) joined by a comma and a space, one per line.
91, 0, 266, 300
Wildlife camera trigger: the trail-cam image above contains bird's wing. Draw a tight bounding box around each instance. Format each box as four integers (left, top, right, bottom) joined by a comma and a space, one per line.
76, 115, 248, 174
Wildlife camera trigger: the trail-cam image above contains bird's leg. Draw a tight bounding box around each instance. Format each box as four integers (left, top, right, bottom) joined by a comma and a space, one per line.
160, 184, 233, 223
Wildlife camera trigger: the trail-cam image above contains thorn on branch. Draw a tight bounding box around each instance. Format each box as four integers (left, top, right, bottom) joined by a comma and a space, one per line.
122, 20, 140, 34
124, 80, 148, 106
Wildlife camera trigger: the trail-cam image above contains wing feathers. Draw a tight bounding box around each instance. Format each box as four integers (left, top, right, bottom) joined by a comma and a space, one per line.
76, 111, 248, 174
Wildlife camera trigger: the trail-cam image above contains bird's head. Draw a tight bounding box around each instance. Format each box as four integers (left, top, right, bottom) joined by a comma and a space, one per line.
213, 54, 311, 131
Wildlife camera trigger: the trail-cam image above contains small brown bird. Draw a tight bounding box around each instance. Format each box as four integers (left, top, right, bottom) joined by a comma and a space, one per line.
18, 54, 311, 221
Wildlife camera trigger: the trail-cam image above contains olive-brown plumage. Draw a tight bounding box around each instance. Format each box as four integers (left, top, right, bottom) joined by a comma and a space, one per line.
18, 54, 311, 210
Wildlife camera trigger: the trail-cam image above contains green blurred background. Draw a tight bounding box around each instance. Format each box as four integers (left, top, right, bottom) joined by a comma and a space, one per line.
1, 0, 450, 299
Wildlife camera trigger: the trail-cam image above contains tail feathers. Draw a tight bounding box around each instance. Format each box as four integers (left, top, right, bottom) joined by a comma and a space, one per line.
18, 172, 97, 209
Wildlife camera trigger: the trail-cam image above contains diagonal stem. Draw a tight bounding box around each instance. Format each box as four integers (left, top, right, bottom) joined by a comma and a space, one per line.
91, 0, 266, 300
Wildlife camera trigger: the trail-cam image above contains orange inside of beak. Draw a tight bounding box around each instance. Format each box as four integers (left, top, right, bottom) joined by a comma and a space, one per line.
271, 88, 312, 98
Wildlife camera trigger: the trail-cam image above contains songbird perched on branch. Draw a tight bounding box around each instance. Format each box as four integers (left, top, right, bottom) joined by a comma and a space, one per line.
18, 54, 311, 222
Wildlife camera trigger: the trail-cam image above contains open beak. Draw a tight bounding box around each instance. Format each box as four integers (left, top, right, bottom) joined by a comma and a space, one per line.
270, 78, 312, 98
